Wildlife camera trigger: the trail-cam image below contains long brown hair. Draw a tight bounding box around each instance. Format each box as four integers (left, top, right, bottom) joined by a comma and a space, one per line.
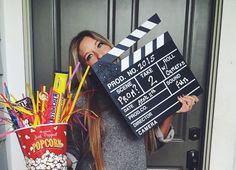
69, 30, 158, 170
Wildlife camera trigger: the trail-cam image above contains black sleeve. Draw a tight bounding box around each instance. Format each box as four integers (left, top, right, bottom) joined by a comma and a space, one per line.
67, 124, 80, 160
67, 115, 88, 161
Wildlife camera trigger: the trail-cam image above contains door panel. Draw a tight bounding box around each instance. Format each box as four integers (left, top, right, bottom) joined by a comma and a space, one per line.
60, 0, 108, 71
138, 0, 186, 53
32, 0, 55, 91
31, 0, 213, 169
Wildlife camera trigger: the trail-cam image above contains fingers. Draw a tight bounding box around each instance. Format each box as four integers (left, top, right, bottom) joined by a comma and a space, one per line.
176, 95, 199, 113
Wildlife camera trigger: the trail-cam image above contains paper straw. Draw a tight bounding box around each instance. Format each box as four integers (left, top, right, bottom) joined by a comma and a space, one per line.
26, 83, 37, 114
0, 130, 15, 138
33, 114, 40, 128
75, 114, 87, 131
41, 86, 46, 113
4, 82, 10, 101
66, 66, 90, 122
0, 94, 23, 128
66, 62, 80, 89
72, 109, 97, 120
36, 91, 39, 113
13, 106, 33, 116
68, 66, 72, 94
10, 94, 17, 102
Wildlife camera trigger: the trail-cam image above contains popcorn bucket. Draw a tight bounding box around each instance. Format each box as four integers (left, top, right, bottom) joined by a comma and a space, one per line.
15, 123, 67, 170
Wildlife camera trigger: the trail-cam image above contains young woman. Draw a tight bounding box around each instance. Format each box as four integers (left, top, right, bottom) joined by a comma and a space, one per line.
67, 30, 199, 170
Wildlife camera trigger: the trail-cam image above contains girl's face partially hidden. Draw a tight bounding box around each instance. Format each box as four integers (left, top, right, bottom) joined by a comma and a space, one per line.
79, 36, 112, 66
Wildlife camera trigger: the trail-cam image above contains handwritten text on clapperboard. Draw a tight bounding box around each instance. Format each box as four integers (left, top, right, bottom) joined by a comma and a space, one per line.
92, 14, 202, 138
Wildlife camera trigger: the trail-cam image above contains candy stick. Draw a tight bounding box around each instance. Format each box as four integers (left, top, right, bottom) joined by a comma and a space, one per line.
42, 87, 53, 124
66, 66, 90, 122
60, 95, 73, 122
60, 95, 72, 122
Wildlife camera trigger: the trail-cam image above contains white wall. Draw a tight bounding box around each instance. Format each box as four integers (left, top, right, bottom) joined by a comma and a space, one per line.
210, 0, 236, 170
0, 0, 27, 169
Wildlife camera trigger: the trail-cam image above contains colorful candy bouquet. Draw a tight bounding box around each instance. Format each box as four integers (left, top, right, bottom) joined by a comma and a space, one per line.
0, 64, 97, 170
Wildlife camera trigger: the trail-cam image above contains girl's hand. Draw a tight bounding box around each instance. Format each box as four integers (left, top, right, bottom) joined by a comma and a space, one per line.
67, 158, 73, 168
176, 95, 199, 113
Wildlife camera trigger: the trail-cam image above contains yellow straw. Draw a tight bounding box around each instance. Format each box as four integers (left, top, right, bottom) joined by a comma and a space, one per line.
0, 101, 10, 107
66, 66, 90, 122
26, 83, 40, 127
36, 91, 39, 113
26, 83, 37, 114
10, 94, 17, 102
33, 115, 40, 128
41, 86, 46, 113
14, 106, 34, 116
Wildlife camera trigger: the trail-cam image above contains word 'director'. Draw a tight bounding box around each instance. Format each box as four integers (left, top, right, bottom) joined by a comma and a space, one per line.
92, 14, 202, 138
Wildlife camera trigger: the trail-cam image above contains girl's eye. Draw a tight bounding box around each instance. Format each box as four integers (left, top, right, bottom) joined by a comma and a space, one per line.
86, 53, 93, 61
97, 42, 104, 48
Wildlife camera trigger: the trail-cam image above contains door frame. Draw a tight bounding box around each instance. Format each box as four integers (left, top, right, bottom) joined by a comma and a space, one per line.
201, 0, 223, 169
22, 0, 223, 169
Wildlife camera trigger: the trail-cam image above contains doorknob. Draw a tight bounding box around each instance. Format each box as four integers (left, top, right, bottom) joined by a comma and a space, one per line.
189, 127, 200, 140
186, 150, 199, 170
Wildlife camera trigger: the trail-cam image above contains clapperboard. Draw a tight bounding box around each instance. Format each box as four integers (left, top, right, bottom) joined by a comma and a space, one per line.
92, 13, 203, 138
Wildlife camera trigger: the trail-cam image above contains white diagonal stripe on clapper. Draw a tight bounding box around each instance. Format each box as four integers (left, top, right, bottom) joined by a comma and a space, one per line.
121, 48, 141, 71
156, 34, 164, 48
133, 48, 142, 64
130, 29, 146, 38
121, 56, 129, 71
141, 20, 157, 30
119, 38, 136, 48
145, 41, 153, 56
108, 47, 125, 57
